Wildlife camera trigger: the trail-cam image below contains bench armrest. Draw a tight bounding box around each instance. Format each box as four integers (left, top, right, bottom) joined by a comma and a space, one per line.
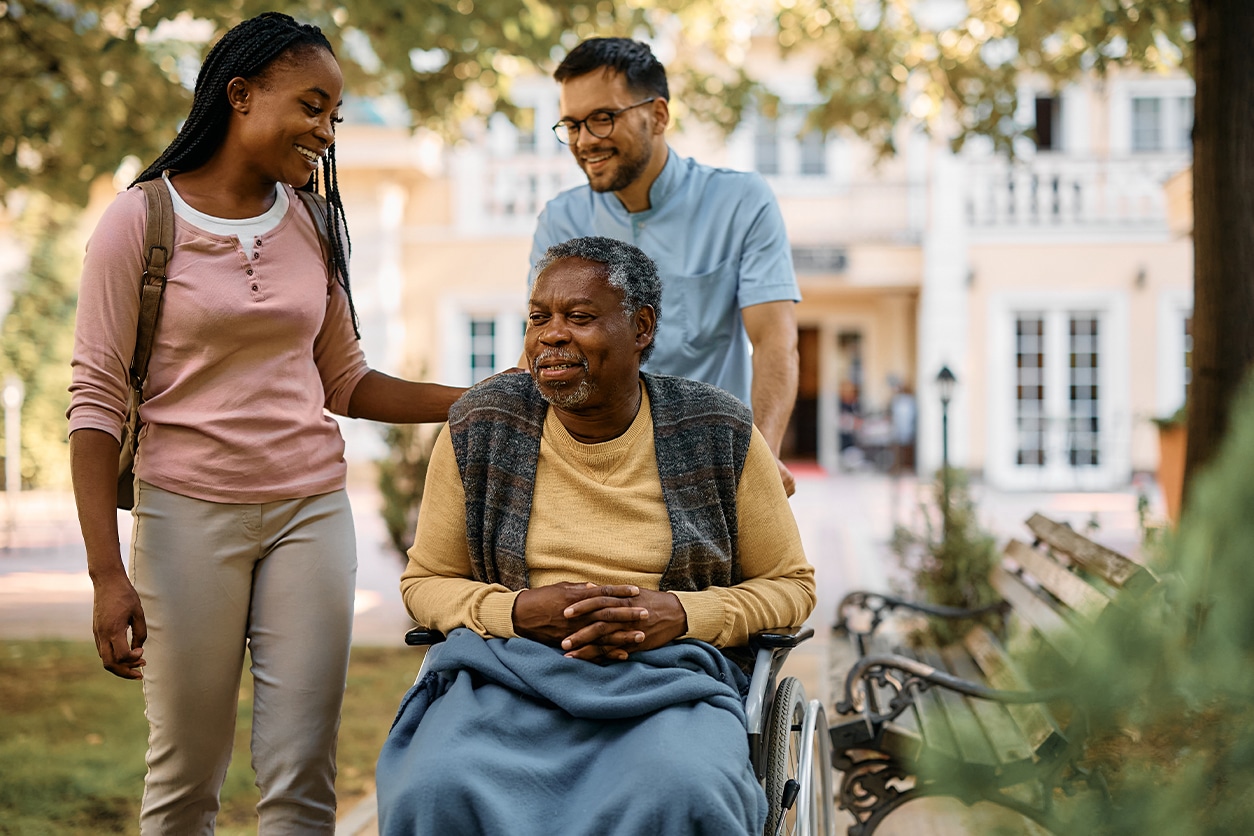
837, 652, 1071, 723
835, 591, 1008, 643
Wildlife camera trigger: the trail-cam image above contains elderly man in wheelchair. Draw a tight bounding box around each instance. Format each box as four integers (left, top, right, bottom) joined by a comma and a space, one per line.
377, 237, 824, 835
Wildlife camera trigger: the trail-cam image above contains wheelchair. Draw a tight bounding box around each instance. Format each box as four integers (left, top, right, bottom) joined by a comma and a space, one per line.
403, 624, 836, 836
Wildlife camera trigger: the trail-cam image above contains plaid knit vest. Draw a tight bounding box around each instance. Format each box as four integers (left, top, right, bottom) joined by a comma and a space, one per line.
447, 372, 753, 592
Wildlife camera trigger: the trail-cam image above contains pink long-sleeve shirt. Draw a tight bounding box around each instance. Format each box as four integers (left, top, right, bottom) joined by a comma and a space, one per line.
68, 184, 370, 504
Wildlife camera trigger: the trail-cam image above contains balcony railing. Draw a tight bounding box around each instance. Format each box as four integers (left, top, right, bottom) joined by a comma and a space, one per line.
966, 154, 1190, 231
485, 156, 576, 220
454, 153, 585, 235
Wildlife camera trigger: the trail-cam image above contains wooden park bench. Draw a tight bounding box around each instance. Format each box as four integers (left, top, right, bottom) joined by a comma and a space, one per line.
827, 513, 1157, 835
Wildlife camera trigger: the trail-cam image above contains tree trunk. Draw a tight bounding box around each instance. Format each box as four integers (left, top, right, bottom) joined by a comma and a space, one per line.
1184, 0, 1254, 509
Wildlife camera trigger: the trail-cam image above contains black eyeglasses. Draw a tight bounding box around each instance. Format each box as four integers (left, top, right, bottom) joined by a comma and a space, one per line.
552, 98, 657, 145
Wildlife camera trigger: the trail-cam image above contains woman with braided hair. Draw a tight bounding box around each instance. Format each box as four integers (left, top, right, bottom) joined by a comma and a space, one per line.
67, 13, 463, 832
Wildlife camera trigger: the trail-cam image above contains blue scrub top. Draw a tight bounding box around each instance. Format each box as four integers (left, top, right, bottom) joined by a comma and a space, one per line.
530, 149, 800, 408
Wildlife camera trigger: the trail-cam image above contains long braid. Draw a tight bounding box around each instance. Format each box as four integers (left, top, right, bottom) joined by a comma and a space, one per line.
316, 149, 358, 337
133, 12, 360, 338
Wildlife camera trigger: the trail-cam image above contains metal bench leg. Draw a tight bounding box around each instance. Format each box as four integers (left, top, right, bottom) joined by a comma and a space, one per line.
837, 751, 919, 836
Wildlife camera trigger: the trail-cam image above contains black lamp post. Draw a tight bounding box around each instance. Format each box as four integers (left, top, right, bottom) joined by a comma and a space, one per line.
936, 365, 957, 539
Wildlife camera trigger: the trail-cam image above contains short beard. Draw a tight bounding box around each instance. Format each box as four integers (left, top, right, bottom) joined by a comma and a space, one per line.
540, 379, 594, 408
586, 123, 653, 193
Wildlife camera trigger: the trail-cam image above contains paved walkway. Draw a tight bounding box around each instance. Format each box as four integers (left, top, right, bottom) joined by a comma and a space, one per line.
0, 469, 1153, 834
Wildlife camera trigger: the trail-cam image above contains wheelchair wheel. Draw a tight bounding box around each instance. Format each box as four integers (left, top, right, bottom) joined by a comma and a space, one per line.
763, 676, 807, 836
800, 699, 835, 836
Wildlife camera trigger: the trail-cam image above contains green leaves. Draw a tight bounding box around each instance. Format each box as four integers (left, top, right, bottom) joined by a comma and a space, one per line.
775, 0, 1194, 156
1, 1, 190, 205
0, 194, 79, 488
1, 0, 1199, 207
3, 0, 659, 205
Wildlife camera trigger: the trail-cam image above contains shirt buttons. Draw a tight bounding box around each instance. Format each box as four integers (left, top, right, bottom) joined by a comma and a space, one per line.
251, 284, 260, 292
246, 268, 254, 276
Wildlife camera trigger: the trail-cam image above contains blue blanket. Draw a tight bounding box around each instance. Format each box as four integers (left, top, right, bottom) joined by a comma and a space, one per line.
376, 628, 768, 835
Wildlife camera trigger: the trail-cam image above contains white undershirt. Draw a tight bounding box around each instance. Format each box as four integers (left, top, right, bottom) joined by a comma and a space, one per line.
162, 172, 288, 259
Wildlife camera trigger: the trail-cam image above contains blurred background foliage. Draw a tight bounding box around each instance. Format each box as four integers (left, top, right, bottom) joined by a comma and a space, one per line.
788, 0, 1192, 157
0, 196, 78, 488
0, 0, 1195, 208
1063, 376, 1254, 832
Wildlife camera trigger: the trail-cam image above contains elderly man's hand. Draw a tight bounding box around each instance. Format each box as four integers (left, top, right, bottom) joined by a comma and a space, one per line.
559, 588, 688, 662
512, 582, 645, 647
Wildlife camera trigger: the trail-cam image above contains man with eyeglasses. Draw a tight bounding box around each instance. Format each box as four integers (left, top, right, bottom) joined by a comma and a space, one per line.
530, 37, 801, 495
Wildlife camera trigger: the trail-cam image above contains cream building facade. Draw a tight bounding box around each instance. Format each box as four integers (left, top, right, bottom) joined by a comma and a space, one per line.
329, 60, 1195, 491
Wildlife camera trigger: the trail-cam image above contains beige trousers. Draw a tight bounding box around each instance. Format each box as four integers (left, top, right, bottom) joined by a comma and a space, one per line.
129, 480, 357, 835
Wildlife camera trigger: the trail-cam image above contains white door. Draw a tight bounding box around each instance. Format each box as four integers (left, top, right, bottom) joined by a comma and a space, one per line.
989, 297, 1128, 490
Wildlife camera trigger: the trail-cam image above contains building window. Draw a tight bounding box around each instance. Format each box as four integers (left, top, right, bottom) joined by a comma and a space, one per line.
1034, 96, 1060, 151
1176, 96, 1194, 150
754, 106, 831, 177
754, 116, 779, 175
1016, 316, 1046, 467
469, 318, 496, 384
1131, 95, 1193, 152
799, 128, 826, 175
515, 107, 537, 154
1068, 315, 1100, 467
1132, 97, 1162, 151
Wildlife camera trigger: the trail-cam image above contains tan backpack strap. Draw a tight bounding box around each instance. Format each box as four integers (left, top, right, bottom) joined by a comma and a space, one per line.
295, 188, 335, 287
131, 178, 174, 392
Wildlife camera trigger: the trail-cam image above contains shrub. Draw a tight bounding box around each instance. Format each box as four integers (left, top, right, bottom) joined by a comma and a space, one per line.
891, 468, 1002, 643
1060, 378, 1254, 832
376, 422, 440, 557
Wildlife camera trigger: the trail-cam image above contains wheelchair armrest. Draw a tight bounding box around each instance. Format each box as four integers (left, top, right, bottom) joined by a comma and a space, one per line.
744, 626, 814, 744
748, 625, 815, 651
404, 627, 446, 647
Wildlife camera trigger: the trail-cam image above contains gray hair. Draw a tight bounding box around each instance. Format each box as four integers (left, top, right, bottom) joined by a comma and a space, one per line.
533, 236, 662, 363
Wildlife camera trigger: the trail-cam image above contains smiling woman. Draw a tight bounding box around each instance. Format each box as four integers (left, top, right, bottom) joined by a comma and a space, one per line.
66, 12, 465, 835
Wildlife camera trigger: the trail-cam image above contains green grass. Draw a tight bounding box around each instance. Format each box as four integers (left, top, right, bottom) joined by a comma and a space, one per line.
0, 641, 422, 835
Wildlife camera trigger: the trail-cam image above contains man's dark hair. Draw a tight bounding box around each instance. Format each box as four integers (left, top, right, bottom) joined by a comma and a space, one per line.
534, 236, 662, 363
132, 12, 358, 335
553, 38, 668, 101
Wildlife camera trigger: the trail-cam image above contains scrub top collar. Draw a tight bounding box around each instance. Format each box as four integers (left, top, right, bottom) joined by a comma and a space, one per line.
607, 147, 681, 219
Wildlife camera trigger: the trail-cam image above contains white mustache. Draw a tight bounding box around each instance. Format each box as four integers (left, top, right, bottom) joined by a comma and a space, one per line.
531, 349, 588, 375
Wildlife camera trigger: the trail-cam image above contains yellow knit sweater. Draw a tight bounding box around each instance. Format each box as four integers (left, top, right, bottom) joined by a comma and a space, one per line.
400, 387, 816, 648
